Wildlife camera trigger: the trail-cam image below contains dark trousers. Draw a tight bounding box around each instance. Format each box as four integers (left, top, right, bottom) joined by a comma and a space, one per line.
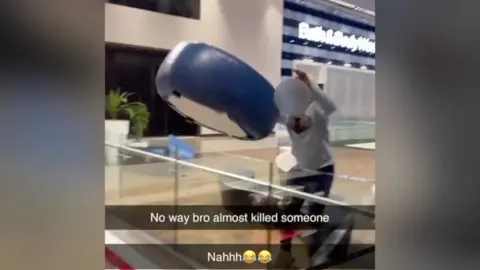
282, 164, 335, 258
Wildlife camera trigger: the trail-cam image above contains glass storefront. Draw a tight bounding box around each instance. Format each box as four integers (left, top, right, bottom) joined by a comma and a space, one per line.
282, 0, 376, 144
282, 0, 375, 77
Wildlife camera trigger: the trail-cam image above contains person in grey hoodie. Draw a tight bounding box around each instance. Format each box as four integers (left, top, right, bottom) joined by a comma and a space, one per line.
273, 69, 337, 268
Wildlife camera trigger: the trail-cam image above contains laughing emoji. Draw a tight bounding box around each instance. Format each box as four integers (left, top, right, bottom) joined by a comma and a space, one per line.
243, 250, 256, 264
257, 250, 272, 264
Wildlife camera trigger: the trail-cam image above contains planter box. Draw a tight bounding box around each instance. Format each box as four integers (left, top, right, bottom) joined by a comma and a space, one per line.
105, 120, 130, 145
127, 140, 149, 148
105, 120, 130, 165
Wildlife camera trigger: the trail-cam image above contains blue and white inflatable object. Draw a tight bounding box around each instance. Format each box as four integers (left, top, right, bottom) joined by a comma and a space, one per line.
156, 42, 278, 140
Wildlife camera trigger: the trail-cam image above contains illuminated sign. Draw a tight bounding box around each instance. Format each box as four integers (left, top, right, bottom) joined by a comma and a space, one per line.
298, 22, 375, 54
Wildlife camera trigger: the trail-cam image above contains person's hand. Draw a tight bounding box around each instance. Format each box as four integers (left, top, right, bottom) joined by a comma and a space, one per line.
293, 69, 312, 89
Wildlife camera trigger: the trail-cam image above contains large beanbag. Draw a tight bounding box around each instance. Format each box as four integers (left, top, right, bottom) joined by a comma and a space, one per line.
156, 42, 278, 140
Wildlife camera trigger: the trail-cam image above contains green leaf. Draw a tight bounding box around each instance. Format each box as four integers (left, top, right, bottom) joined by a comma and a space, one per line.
105, 89, 135, 119
105, 90, 150, 138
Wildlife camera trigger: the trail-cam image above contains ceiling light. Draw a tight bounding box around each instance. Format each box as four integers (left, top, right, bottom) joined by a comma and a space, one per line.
327, 0, 375, 17
329, 0, 355, 9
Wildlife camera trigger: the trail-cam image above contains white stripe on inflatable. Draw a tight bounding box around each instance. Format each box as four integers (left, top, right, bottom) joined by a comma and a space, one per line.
168, 96, 246, 138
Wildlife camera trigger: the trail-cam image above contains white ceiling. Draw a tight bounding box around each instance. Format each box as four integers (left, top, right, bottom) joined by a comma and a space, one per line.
342, 0, 375, 12
301, 0, 375, 26
309, 0, 375, 17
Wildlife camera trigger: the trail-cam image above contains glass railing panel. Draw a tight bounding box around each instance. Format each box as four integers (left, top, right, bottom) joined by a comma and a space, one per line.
105, 144, 122, 205
187, 151, 275, 182
267, 169, 375, 245
117, 147, 175, 205
174, 164, 262, 245
171, 163, 373, 268
329, 120, 375, 143
105, 142, 374, 268
172, 164, 286, 268
105, 142, 176, 244
330, 175, 375, 246
330, 175, 375, 206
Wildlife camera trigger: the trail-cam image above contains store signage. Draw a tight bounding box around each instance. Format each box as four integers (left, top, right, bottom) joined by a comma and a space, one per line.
298, 22, 375, 54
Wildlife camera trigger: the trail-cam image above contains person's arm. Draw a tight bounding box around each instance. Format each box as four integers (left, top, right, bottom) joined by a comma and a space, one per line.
310, 84, 337, 116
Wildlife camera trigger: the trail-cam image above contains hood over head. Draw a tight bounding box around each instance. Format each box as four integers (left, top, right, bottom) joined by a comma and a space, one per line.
274, 78, 313, 117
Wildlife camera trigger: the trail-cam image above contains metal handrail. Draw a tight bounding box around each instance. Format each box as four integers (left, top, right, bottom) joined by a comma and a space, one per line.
205, 148, 375, 183
204, 151, 374, 183
105, 142, 374, 217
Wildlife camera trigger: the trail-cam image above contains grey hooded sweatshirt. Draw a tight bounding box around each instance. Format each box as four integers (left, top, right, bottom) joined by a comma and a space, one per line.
275, 79, 337, 171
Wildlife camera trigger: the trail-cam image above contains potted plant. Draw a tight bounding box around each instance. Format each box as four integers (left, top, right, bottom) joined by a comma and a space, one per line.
105, 89, 151, 147
105, 89, 133, 146
125, 102, 150, 148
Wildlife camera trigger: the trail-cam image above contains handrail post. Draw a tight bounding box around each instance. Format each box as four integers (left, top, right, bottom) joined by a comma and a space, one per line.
173, 147, 179, 251
267, 161, 274, 250
118, 136, 125, 200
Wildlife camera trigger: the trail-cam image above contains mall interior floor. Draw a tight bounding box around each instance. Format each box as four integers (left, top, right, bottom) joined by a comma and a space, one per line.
105, 146, 374, 269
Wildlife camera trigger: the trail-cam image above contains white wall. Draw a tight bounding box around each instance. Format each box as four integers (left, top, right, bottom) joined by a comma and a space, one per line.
105, 0, 284, 137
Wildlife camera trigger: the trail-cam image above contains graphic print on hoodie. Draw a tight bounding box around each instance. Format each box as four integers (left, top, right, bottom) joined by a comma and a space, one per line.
286, 115, 312, 134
